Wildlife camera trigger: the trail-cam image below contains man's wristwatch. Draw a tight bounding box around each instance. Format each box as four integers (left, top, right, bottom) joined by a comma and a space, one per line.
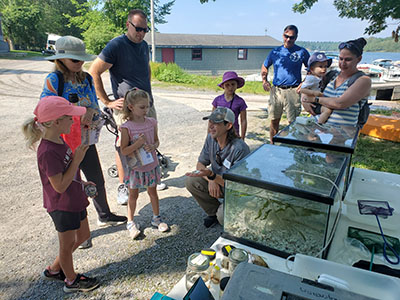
315, 96, 320, 104
207, 171, 216, 180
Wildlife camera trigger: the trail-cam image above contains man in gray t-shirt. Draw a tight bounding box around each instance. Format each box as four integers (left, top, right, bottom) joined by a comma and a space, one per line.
185, 107, 250, 228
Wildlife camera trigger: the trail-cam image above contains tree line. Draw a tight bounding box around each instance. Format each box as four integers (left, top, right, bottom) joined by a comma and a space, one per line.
0, 0, 174, 53
298, 37, 400, 53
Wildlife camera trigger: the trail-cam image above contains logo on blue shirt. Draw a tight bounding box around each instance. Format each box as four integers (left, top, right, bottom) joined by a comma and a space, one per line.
290, 52, 301, 62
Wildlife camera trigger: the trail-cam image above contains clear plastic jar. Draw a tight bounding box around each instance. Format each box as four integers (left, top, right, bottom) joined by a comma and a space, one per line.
185, 253, 210, 290
228, 248, 248, 274
210, 263, 221, 284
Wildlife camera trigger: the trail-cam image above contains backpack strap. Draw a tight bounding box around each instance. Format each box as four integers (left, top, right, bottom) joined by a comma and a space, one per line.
53, 70, 93, 96
347, 70, 365, 87
346, 71, 370, 128
320, 69, 339, 91
83, 71, 93, 90
54, 70, 64, 96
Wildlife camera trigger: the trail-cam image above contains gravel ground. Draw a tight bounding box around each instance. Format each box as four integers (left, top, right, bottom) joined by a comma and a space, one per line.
0, 58, 270, 300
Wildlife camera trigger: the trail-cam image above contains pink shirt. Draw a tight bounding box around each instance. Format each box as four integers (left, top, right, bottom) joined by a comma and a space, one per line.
120, 117, 159, 172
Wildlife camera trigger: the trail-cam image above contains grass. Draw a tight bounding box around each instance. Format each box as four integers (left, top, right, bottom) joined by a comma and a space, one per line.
150, 62, 267, 95
0, 50, 43, 59
370, 108, 400, 116
353, 135, 400, 174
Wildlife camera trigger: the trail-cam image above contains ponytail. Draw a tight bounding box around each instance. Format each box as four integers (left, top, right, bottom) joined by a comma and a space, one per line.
22, 118, 51, 150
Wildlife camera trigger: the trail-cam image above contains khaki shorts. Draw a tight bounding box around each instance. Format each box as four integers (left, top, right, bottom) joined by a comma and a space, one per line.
113, 104, 157, 127
268, 86, 301, 122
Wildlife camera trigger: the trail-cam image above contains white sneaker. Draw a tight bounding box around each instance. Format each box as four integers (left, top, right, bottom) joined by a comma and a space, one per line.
156, 183, 167, 191
78, 238, 92, 249
151, 216, 169, 232
117, 184, 128, 205
127, 221, 140, 239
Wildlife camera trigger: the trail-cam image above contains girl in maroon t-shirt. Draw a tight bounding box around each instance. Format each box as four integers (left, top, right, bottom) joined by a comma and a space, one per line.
22, 96, 99, 293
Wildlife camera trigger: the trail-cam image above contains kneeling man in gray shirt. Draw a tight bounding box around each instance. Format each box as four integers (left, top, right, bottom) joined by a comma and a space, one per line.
186, 107, 250, 228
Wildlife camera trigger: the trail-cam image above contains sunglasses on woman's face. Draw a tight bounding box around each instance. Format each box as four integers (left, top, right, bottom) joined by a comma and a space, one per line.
69, 59, 83, 64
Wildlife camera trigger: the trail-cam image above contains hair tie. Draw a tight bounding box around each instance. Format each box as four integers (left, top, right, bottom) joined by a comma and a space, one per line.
34, 120, 45, 132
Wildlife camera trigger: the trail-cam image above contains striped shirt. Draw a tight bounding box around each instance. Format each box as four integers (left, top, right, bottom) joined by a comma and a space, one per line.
323, 78, 367, 126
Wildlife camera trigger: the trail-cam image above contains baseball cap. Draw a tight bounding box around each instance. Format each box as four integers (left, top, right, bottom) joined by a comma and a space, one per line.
307, 52, 332, 71
203, 107, 235, 124
34, 96, 86, 123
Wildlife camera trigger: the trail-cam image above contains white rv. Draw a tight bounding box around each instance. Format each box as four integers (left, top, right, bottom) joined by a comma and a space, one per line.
42, 33, 61, 54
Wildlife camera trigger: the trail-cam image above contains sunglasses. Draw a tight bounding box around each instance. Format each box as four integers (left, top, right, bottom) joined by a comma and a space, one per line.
284, 34, 296, 41
68, 58, 83, 64
129, 21, 149, 33
338, 42, 362, 56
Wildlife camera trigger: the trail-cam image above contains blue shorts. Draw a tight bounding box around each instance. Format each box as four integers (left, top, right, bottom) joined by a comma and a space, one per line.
49, 209, 87, 233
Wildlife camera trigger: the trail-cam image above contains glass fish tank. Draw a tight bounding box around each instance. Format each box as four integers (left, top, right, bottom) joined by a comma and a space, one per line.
273, 120, 360, 154
222, 144, 348, 258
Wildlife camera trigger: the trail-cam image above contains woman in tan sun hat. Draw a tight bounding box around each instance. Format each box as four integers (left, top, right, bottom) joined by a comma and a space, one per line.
40, 36, 127, 249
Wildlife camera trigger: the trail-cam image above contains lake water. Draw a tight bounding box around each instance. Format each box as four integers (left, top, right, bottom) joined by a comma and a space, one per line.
326, 52, 400, 64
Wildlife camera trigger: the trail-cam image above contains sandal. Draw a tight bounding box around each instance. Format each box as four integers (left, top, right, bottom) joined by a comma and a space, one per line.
151, 216, 169, 232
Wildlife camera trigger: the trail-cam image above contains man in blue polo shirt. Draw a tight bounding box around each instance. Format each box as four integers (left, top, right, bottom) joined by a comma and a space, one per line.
90, 9, 166, 205
261, 25, 310, 143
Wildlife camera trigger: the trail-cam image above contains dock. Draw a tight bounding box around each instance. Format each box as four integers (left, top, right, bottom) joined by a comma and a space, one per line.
371, 82, 400, 100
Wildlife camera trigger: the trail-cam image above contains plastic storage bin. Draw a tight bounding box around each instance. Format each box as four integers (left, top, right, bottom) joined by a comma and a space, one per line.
221, 263, 376, 300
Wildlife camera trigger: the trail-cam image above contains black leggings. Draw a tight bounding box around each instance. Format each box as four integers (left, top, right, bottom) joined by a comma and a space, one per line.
80, 145, 110, 219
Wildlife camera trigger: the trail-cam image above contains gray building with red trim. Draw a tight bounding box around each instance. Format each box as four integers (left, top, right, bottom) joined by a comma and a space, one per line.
144, 33, 280, 75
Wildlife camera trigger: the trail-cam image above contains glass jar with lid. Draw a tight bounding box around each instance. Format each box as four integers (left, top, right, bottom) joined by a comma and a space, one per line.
228, 248, 248, 274
185, 253, 210, 290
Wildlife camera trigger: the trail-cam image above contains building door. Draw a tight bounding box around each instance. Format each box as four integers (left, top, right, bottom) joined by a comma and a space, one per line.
162, 48, 174, 63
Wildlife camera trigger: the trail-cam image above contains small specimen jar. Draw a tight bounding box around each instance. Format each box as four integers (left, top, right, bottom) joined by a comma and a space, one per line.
210, 263, 221, 284
185, 253, 210, 290
228, 248, 248, 274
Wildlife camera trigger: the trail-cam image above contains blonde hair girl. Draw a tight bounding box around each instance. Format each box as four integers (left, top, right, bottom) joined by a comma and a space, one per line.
22, 96, 100, 293
119, 88, 169, 238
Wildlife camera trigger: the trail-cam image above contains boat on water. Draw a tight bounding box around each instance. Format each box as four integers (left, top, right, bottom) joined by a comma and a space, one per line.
358, 59, 400, 82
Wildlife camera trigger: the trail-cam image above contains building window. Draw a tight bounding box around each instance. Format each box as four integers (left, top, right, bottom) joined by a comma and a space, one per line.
192, 48, 202, 60
238, 48, 248, 60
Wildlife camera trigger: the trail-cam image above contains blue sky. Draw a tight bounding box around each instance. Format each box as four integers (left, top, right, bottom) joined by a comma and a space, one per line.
157, 0, 394, 42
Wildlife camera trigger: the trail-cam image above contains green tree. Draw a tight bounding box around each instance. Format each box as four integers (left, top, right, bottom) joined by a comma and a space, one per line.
68, 0, 174, 54
0, 0, 44, 50
0, 0, 86, 50
292, 0, 400, 41
41, 0, 86, 38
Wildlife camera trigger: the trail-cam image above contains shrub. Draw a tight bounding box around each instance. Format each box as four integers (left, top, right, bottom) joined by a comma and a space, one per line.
153, 63, 194, 84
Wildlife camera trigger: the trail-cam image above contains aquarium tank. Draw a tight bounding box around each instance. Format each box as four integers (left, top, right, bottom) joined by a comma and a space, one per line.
223, 144, 348, 258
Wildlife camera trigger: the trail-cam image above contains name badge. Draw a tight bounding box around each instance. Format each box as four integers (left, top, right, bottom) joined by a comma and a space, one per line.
223, 159, 231, 169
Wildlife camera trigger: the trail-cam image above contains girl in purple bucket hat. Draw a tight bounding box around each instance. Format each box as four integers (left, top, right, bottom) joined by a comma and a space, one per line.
212, 71, 248, 139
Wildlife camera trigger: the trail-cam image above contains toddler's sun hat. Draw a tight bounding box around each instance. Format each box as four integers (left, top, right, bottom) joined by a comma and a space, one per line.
307, 52, 332, 71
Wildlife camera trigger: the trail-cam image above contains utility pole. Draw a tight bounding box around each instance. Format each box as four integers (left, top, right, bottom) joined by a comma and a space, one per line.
150, 0, 156, 62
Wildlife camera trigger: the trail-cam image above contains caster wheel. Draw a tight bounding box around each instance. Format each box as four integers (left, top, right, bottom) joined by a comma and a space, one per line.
160, 157, 168, 168
108, 165, 118, 178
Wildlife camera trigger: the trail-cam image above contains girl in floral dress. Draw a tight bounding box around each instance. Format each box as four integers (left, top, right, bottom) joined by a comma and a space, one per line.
120, 88, 169, 239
